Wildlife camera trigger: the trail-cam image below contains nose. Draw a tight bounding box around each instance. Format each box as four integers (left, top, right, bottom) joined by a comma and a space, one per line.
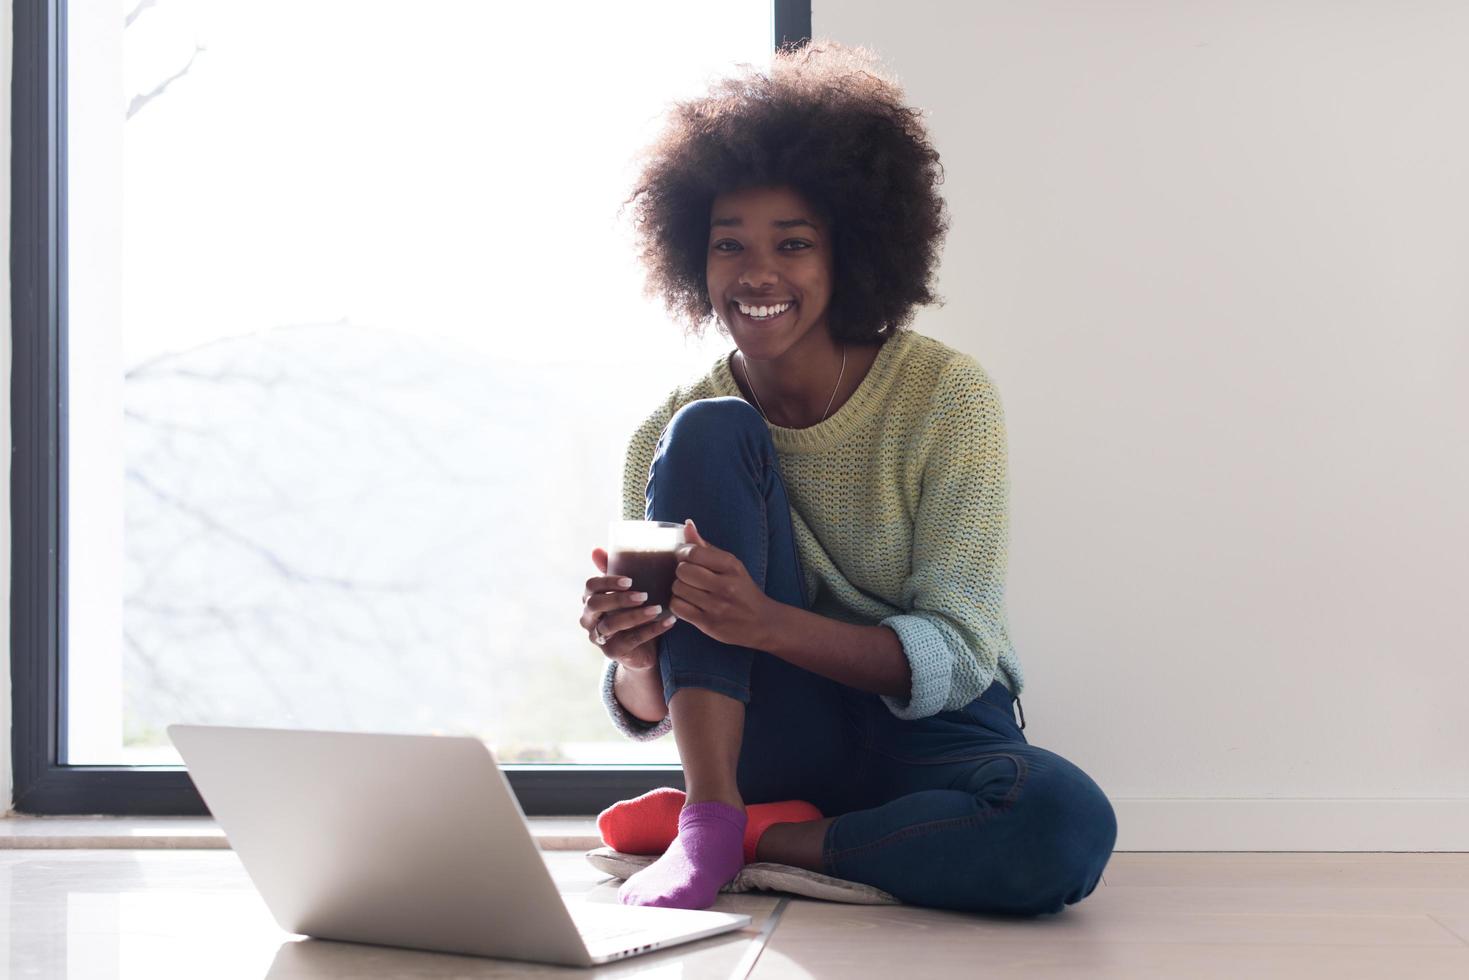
737, 252, 779, 290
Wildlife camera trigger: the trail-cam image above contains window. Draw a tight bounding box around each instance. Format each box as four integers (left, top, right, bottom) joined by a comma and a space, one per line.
11, 0, 813, 814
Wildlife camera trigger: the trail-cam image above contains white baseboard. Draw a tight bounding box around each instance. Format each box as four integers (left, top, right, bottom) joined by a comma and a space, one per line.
1114, 797, 1469, 851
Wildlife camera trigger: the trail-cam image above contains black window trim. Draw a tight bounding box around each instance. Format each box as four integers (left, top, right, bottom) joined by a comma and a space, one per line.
10, 0, 812, 816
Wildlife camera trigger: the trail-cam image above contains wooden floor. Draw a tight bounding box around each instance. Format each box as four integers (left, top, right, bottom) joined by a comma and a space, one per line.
747, 852, 1469, 979
2, 849, 1466, 977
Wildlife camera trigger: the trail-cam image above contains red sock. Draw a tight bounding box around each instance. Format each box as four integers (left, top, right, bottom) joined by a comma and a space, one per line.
740, 797, 824, 863
596, 787, 686, 855
596, 787, 823, 863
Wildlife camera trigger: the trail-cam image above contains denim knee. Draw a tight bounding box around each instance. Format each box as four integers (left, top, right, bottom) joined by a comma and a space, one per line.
1007, 763, 1117, 915
649, 397, 774, 522
660, 396, 767, 452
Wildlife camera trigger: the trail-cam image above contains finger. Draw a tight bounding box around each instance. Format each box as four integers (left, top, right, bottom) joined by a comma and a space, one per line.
677, 543, 738, 574
587, 589, 650, 615
674, 543, 704, 566
670, 579, 711, 610
585, 574, 634, 596
674, 561, 720, 593
599, 603, 666, 639
667, 594, 705, 622
592, 548, 608, 573
685, 518, 710, 547
671, 575, 715, 603
626, 611, 678, 646
580, 589, 647, 632
615, 617, 676, 667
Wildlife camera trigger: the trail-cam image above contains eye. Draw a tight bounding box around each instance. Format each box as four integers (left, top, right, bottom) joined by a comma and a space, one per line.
712, 240, 740, 252
781, 240, 813, 251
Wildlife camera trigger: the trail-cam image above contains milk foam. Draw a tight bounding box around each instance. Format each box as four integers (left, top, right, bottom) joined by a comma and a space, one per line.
613, 522, 684, 552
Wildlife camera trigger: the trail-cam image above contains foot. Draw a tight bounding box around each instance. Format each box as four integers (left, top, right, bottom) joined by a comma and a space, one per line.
617, 801, 747, 910
595, 787, 687, 855
598, 788, 823, 862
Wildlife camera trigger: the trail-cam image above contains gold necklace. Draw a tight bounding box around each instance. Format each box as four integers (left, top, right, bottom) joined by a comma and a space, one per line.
738, 344, 846, 427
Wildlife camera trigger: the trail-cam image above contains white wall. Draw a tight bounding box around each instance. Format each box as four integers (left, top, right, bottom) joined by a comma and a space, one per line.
818, 0, 1469, 848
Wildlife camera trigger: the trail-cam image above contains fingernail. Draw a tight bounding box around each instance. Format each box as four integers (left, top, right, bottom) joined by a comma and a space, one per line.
617, 577, 632, 587
631, 592, 648, 602
662, 614, 677, 625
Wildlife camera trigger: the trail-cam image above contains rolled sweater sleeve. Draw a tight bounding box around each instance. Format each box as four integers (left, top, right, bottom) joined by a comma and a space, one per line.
601, 660, 673, 741
879, 357, 1017, 720
598, 404, 676, 741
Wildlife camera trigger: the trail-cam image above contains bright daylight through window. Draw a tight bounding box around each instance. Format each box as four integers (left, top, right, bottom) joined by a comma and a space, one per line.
66, 0, 772, 765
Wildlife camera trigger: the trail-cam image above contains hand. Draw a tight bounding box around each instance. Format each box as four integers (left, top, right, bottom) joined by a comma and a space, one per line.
581, 548, 677, 671
668, 518, 774, 651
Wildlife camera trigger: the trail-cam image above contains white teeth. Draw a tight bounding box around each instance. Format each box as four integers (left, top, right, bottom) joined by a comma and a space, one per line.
738, 301, 791, 318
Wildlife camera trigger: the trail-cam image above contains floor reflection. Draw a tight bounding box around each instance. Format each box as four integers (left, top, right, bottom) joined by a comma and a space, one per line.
2, 850, 772, 979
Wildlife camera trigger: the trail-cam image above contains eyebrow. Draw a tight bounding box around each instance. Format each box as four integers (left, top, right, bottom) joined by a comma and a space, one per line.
710, 217, 819, 230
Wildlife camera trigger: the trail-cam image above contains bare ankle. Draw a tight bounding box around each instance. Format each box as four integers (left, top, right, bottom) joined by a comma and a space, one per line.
684, 789, 745, 813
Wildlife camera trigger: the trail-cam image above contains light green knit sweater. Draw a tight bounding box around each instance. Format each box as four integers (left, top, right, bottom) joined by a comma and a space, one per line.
600, 327, 1026, 740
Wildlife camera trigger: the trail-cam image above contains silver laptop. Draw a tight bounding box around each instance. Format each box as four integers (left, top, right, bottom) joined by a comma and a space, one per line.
167, 724, 751, 968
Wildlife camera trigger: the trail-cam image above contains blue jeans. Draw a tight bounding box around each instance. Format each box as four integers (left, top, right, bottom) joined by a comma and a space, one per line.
647, 397, 1118, 917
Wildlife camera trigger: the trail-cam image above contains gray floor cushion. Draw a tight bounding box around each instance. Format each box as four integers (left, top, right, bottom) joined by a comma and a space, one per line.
584, 845, 901, 906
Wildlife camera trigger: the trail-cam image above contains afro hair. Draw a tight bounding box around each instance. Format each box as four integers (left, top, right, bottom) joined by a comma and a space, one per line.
622, 39, 951, 344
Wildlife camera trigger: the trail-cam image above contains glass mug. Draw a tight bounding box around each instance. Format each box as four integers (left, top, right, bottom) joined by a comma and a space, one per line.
606, 520, 686, 610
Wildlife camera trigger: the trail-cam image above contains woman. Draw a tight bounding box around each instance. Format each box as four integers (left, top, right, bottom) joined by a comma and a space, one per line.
577, 40, 1117, 916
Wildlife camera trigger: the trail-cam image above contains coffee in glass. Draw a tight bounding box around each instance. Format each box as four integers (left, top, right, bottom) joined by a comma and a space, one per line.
607, 520, 686, 609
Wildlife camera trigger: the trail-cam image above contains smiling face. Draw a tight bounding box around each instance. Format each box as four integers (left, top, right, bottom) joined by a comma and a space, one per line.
706, 184, 834, 355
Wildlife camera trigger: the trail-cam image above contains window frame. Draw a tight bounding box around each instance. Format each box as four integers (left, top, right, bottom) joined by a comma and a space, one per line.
9, 0, 812, 816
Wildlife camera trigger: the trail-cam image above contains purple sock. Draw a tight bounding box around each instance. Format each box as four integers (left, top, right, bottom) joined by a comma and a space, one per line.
617, 801, 747, 910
